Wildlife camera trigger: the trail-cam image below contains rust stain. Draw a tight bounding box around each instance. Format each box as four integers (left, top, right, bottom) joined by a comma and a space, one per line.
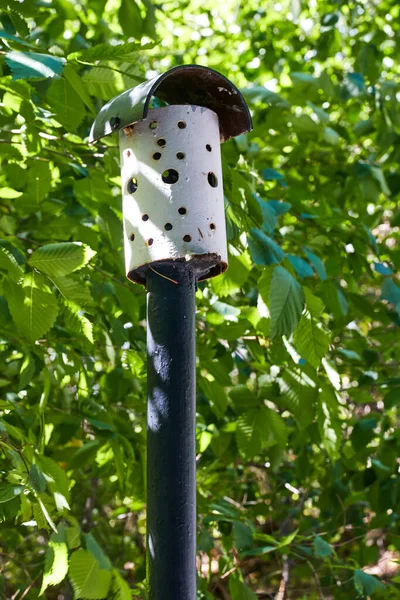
123, 125, 135, 137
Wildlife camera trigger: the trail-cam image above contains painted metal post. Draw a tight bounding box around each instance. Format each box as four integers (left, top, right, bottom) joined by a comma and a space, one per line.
90, 65, 252, 600
146, 263, 196, 600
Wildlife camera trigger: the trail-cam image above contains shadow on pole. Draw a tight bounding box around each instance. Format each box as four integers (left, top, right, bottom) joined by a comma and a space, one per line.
146, 262, 197, 600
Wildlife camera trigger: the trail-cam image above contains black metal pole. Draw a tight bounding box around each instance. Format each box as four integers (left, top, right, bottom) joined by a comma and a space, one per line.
145, 262, 197, 600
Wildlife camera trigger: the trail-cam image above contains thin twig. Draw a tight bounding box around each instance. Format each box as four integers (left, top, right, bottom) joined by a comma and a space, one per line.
19, 574, 40, 600
149, 265, 179, 285
76, 60, 144, 82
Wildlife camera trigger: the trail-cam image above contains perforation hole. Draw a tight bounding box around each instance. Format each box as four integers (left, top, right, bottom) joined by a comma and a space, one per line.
210, 223, 216, 230
142, 214, 149, 221
206, 144, 212, 152
183, 234, 191, 242
157, 138, 166, 147
153, 152, 162, 160
147, 238, 154, 246
126, 150, 131, 158
178, 121, 187, 129
149, 121, 158, 129
176, 152, 185, 160
127, 177, 138, 193
164, 223, 173, 231
110, 116, 120, 130
178, 207, 186, 215
162, 169, 179, 184
208, 172, 218, 187
130, 233, 135, 241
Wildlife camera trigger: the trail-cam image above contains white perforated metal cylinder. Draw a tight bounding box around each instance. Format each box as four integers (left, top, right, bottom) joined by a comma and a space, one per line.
119, 105, 227, 284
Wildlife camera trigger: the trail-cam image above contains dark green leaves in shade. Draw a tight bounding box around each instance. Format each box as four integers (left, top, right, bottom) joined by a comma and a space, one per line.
229, 576, 258, 600
47, 78, 86, 130
313, 536, 334, 558
6, 51, 66, 79
247, 229, 284, 266
354, 570, 385, 596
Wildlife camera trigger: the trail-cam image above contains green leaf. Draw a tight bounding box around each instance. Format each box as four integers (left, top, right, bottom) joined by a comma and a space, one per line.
293, 311, 330, 368
374, 262, 393, 276
66, 523, 81, 550
351, 417, 377, 453
6, 51, 66, 80
39, 456, 70, 511
64, 307, 94, 344
323, 126, 340, 145
230, 385, 259, 412
304, 249, 327, 280
268, 200, 292, 215
69, 549, 112, 599
304, 288, 325, 318
199, 377, 228, 418
381, 279, 400, 305
0, 187, 22, 199
29, 463, 47, 493
317, 384, 341, 462
81, 67, 124, 101
34, 497, 57, 532
240, 545, 276, 557
233, 521, 254, 552
292, 114, 321, 136
52, 276, 93, 306
256, 196, 277, 234
270, 266, 304, 338
69, 41, 154, 62
354, 570, 384, 596
248, 229, 285, 266
29, 242, 96, 278
211, 252, 251, 297
85, 533, 112, 571
74, 171, 112, 210
0, 484, 24, 503
47, 78, 86, 130
18, 160, 52, 210
6, 273, 59, 342
276, 369, 317, 429
313, 536, 334, 558
236, 406, 287, 458
229, 576, 257, 600
63, 64, 96, 116
40, 527, 68, 594
19, 353, 36, 390
0, 29, 35, 48
384, 388, 400, 409
0, 490, 22, 522
262, 168, 286, 183
236, 409, 263, 458
96, 207, 122, 250
111, 570, 131, 600
287, 255, 314, 279
0, 247, 24, 281
258, 266, 274, 310
119, 0, 143, 39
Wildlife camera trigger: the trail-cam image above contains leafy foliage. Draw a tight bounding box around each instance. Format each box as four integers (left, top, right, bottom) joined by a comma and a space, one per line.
0, 0, 399, 598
